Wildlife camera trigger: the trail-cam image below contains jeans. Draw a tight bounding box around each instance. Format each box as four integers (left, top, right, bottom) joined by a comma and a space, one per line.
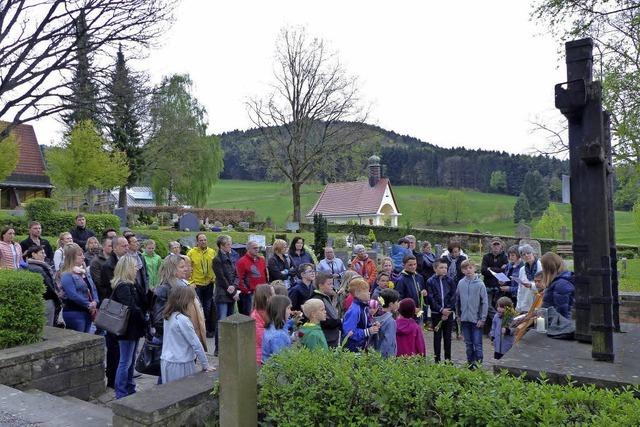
238, 293, 253, 316
115, 339, 138, 399
431, 313, 453, 362
461, 321, 483, 364
215, 301, 235, 353
62, 310, 91, 333
195, 284, 214, 333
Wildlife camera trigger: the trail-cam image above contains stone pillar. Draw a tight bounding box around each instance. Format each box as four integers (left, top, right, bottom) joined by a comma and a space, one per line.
219, 313, 257, 427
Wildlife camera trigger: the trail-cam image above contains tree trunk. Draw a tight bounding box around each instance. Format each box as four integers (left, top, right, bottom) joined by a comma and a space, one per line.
119, 186, 128, 209
291, 181, 302, 223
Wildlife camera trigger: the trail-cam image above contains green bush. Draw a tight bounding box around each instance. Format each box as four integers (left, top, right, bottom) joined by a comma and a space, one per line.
25, 198, 58, 220
0, 270, 45, 349
258, 349, 640, 426
0, 212, 28, 234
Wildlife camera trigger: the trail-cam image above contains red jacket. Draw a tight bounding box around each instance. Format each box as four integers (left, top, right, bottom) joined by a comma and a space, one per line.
236, 253, 267, 294
350, 256, 377, 287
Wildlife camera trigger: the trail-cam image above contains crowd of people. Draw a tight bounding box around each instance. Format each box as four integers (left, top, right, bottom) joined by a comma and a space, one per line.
0, 217, 577, 397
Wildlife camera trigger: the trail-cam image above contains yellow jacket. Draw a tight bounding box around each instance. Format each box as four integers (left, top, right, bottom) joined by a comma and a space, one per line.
187, 246, 216, 286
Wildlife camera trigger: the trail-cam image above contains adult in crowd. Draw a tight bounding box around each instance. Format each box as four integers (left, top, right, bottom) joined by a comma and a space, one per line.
90, 238, 112, 293
350, 244, 377, 287
317, 246, 346, 290
0, 227, 22, 270
59, 243, 98, 333
99, 236, 129, 389
125, 234, 149, 298
267, 239, 294, 286
212, 235, 239, 356
102, 228, 118, 240
516, 244, 542, 314
186, 233, 216, 338
419, 241, 437, 281
440, 242, 468, 284
288, 263, 316, 311
69, 214, 95, 249
541, 252, 575, 319
25, 245, 60, 326
168, 241, 181, 257
236, 240, 267, 315
84, 236, 102, 266
53, 232, 73, 272
481, 238, 508, 301
311, 272, 342, 348
153, 255, 207, 353
288, 236, 314, 277
20, 221, 54, 264
110, 255, 146, 399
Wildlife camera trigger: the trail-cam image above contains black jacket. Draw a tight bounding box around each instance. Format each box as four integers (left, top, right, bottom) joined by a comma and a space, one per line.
99, 253, 118, 302
213, 250, 237, 303
111, 281, 146, 341
426, 274, 456, 314
69, 226, 95, 250
267, 253, 294, 282
311, 290, 342, 347
394, 271, 427, 308
20, 237, 54, 264
440, 254, 468, 284
26, 259, 59, 302
288, 280, 314, 311
89, 253, 108, 299
481, 251, 509, 290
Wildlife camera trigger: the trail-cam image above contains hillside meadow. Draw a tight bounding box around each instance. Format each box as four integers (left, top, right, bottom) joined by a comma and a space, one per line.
206, 179, 640, 246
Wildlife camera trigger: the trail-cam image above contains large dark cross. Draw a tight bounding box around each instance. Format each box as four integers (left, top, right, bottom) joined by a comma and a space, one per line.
555, 38, 615, 362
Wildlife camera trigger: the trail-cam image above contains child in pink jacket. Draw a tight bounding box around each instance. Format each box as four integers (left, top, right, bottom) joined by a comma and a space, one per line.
251, 284, 273, 365
396, 298, 426, 357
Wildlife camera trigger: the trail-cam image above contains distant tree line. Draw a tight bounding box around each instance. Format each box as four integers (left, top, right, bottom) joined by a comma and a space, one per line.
219, 124, 569, 198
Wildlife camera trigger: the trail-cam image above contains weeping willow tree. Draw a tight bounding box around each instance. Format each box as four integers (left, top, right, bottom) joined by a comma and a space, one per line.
145, 74, 223, 207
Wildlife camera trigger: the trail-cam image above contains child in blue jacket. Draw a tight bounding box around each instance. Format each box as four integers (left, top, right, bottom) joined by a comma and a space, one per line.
490, 297, 515, 360
342, 278, 380, 351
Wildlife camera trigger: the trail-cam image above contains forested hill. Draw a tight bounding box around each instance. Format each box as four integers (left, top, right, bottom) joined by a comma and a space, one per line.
218, 123, 568, 197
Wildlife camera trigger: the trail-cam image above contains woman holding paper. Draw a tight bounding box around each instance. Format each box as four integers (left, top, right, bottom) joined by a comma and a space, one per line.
515, 244, 542, 313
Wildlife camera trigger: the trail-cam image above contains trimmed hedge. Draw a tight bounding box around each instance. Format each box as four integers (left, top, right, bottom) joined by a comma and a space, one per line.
0, 270, 45, 349
20, 198, 120, 239
258, 349, 640, 426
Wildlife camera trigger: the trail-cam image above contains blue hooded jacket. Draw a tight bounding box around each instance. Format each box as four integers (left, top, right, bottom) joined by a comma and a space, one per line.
542, 271, 575, 319
391, 244, 412, 271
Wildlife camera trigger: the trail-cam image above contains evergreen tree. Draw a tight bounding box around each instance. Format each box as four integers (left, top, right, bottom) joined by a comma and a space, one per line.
513, 193, 532, 223
63, 10, 100, 131
312, 213, 328, 259
521, 171, 550, 216
106, 46, 144, 208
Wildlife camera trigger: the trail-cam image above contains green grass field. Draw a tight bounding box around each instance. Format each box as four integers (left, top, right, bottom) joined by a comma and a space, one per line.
206, 180, 640, 246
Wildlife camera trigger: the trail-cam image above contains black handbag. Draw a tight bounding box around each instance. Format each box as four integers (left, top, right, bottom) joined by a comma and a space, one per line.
135, 338, 162, 376
94, 283, 130, 335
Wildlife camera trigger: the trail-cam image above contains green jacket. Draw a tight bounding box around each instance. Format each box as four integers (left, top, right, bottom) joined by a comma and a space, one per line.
299, 323, 328, 350
142, 252, 162, 289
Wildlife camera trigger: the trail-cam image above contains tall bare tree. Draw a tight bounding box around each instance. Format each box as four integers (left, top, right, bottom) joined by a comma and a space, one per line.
247, 27, 368, 223
0, 0, 175, 137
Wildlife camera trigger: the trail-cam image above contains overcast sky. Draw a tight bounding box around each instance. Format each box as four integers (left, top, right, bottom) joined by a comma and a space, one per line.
32, 0, 568, 154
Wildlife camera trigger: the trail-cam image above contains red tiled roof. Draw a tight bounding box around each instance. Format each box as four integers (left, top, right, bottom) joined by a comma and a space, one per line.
306, 178, 396, 217
2, 122, 47, 176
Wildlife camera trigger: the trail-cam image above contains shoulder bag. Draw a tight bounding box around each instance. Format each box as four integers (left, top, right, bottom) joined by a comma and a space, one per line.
94, 283, 130, 336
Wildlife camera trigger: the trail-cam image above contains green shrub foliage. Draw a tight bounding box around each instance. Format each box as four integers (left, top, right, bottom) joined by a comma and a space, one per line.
258, 349, 640, 426
0, 270, 45, 348
25, 198, 58, 221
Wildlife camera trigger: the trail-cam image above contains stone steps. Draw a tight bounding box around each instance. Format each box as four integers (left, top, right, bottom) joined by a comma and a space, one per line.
0, 385, 112, 426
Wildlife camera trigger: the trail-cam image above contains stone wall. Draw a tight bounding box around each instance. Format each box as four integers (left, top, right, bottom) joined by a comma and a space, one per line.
620, 293, 640, 324
0, 326, 105, 400
111, 371, 218, 426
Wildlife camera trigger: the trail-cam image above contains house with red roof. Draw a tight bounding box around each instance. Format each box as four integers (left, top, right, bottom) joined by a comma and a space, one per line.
0, 123, 53, 209
306, 155, 401, 226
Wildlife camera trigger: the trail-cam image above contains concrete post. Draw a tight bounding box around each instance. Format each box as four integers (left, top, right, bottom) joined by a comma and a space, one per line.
219, 313, 257, 427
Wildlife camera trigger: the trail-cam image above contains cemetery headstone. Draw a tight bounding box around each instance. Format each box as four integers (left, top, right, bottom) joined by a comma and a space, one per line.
327, 237, 335, 248
227, 224, 234, 231
239, 221, 250, 230
560, 225, 569, 241
113, 207, 127, 228
519, 239, 542, 257
286, 222, 299, 232
334, 251, 349, 265
248, 234, 266, 248
178, 236, 196, 250
179, 213, 199, 232
516, 222, 531, 239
